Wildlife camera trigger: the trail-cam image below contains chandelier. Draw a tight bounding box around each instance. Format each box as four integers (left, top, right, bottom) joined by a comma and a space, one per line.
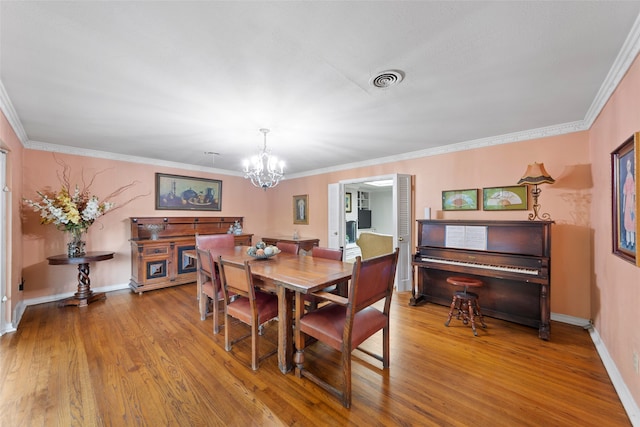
242, 128, 285, 189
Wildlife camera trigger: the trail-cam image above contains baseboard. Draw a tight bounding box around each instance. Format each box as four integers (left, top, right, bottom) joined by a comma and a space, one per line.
589, 327, 640, 426
550, 312, 591, 328
10, 282, 130, 331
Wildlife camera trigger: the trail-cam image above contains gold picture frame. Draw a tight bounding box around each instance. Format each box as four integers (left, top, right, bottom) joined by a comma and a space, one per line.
611, 132, 639, 266
293, 194, 309, 225
345, 192, 352, 213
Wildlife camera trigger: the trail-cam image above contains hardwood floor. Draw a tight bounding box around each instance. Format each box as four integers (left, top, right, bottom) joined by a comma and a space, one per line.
0, 284, 630, 426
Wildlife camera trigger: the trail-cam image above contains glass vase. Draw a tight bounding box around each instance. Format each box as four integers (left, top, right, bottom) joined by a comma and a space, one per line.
67, 228, 87, 258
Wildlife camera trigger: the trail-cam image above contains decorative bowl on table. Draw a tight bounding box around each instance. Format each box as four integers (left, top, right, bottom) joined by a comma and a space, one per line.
246, 241, 281, 259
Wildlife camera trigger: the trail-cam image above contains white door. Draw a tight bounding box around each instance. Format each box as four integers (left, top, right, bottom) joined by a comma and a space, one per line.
327, 183, 341, 249
394, 174, 412, 292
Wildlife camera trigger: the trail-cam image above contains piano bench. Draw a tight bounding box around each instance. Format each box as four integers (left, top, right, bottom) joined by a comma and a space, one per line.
445, 276, 487, 336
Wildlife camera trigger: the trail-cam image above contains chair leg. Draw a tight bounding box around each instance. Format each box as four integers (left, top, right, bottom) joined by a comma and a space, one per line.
382, 325, 390, 368
342, 348, 352, 409
199, 293, 209, 321
224, 312, 232, 352
251, 322, 259, 371
212, 294, 220, 334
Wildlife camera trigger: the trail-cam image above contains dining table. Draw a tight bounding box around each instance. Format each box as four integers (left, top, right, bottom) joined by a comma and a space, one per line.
188, 246, 353, 374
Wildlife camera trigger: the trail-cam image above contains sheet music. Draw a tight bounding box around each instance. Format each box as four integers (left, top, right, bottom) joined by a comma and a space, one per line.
445, 225, 487, 251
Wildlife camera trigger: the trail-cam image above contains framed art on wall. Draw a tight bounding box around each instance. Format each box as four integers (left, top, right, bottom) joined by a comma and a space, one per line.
155, 173, 222, 211
482, 185, 528, 211
611, 132, 639, 266
293, 194, 309, 225
345, 192, 352, 213
442, 189, 478, 211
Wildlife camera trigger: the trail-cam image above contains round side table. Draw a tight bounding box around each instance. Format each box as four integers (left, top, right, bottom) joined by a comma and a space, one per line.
47, 251, 115, 307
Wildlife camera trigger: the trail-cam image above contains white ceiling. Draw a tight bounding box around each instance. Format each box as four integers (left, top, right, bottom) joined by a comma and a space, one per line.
2, 1, 640, 178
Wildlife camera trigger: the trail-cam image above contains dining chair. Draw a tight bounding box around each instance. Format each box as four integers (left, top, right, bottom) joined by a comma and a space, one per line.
218, 256, 279, 370
294, 249, 399, 408
195, 233, 235, 333
306, 247, 345, 311
276, 241, 300, 254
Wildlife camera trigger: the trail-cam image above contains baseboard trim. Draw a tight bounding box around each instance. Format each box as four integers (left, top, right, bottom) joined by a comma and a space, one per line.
589, 327, 640, 426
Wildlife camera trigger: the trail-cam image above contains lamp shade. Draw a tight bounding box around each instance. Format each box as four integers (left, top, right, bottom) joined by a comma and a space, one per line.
517, 162, 555, 185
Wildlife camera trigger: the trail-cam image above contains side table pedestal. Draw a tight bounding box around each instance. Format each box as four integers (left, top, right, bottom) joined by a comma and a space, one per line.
47, 251, 115, 307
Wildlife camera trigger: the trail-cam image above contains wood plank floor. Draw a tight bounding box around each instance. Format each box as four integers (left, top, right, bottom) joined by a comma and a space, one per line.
0, 284, 630, 426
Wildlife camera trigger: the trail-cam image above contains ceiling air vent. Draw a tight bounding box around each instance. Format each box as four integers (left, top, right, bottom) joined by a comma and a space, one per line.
369, 70, 404, 89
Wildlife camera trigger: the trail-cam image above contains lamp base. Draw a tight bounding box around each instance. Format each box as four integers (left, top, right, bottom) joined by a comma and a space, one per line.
528, 185, 552, 221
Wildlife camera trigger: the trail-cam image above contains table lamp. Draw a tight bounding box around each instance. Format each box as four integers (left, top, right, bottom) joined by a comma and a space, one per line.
517, 162, 555, 220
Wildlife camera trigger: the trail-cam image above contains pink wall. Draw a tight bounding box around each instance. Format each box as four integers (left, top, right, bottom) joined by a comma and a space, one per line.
21, 150, 272, 300
275, 131, 592, 320
590, 54, 640, 404
0, 111, 24, 327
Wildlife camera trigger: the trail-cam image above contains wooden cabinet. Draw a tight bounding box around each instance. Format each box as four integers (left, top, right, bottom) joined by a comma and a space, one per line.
129, 216, 252, 294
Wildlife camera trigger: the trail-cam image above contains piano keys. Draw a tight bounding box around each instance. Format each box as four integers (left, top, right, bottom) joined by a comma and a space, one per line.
411, 219, 552, 340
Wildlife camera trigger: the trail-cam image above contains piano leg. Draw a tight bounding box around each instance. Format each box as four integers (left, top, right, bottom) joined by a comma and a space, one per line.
539, 283, 550, 340
409, 263, 426, 306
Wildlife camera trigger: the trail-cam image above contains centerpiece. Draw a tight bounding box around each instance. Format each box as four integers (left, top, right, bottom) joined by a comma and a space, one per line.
246, 241, 280, 259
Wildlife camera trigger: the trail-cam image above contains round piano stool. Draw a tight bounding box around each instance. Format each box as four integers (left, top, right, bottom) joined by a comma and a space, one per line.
444, 276, 487, 336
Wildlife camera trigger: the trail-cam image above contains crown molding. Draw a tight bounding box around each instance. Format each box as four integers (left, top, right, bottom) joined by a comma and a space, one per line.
0, 79, 28, 144
24, 140, 244, 177
288, 120, 588, 179
584, 12, 640, 126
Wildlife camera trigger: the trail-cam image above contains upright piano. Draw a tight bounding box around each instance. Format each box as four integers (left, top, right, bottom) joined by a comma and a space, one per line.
411, 219, 552, 340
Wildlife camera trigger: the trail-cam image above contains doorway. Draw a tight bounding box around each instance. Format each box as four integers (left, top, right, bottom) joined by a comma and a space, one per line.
328, 174, 412, 291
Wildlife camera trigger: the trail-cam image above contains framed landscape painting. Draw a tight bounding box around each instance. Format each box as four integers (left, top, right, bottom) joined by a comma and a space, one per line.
483, 185, 528, 211
442, 189, 478, 211
155, 173, 222, 211
611, 132, 639, 266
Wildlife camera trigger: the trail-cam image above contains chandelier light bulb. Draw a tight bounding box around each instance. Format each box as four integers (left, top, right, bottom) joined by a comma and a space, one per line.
242, 128, 285, 190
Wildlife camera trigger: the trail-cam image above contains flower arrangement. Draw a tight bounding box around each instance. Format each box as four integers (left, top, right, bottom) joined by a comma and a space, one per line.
23, 156, 145, 256
24, 185, 114, 233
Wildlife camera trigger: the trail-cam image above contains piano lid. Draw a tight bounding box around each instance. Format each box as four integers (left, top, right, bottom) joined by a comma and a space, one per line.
417, 219, 552, 258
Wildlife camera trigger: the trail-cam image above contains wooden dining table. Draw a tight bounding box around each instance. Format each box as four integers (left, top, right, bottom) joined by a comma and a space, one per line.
188, 246, 353, 374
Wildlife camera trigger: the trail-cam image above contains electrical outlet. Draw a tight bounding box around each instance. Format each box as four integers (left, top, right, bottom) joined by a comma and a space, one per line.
634, 351, 639, 375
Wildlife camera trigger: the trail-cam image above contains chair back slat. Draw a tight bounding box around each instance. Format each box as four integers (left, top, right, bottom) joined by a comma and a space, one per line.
195, 233, 235, 250
311, 247, 343, 261
219, 258, 254, 298
276, 241, 300, 254
351, 251, 399, 311
196, 248, 215, 276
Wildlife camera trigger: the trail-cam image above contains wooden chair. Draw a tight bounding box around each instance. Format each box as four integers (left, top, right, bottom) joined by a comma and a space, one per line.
306, 247, 345, 311
276, 241, 299, 254
294, 249, 399, 408
218, 257, 279, 370
195, 233, 235, 333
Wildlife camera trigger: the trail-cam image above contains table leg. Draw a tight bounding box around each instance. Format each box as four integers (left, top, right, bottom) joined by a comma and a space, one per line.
58, 262, 106, 307
276, 285, 293, 373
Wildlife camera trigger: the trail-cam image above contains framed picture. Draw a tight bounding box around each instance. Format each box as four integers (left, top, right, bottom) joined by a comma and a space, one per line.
482, 185, 528, 211
442, 189, 478, 211
611, 132, 639, 266
155, 173, 222, 211
345, 192, 352, 213
293, 194, 309, 225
